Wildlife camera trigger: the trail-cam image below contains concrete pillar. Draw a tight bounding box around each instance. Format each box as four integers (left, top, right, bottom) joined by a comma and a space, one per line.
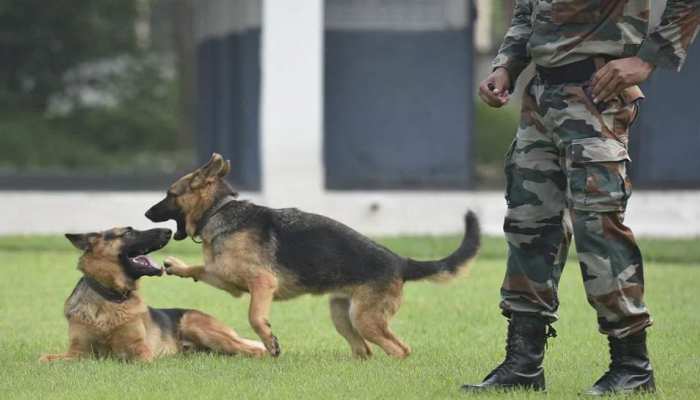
260, 0, 325, 207
475, 0, 492, 52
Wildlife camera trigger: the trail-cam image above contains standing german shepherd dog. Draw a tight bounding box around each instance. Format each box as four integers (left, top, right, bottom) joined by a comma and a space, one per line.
146, 154, 480, 359
39, 227, 265, 363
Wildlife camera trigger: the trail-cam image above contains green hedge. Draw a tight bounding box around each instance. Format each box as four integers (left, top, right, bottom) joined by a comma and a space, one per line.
474, 100, 519, 187
0, 61, 188, 174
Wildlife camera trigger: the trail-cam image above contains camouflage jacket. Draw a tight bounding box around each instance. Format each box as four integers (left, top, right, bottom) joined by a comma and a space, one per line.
493, 0, 700, 83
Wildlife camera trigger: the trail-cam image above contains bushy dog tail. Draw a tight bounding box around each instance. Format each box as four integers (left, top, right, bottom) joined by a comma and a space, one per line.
401, 211, 480, 283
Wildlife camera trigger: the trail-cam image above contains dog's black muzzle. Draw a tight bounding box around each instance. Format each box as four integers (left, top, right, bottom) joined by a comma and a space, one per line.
146, 195, 188, 241
145, 197, 174, 222
124, 228, 172, 254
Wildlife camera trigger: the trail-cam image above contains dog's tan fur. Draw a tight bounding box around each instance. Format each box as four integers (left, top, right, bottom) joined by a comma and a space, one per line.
164, 254, 408, 358
149, 154, 480, 359
40, 227, 265, 362
162, 164, 413, 358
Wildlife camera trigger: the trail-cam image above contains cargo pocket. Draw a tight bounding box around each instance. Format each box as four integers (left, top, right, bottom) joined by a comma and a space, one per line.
566, 137, 631, 212
600, 85, 644, 136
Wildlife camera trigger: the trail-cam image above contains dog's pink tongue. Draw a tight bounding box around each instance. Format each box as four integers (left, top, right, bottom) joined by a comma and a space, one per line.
132, 255, 159, 269
131, 255, 164, 276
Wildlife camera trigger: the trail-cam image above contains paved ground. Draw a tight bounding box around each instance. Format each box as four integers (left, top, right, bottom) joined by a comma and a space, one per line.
1, 190, 698, 237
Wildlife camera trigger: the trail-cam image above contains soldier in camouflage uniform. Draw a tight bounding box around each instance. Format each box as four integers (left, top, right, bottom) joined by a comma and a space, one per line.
463, 0, 700, 395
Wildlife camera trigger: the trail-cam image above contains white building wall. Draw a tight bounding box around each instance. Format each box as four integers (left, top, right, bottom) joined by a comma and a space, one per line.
260, 0, 325, 208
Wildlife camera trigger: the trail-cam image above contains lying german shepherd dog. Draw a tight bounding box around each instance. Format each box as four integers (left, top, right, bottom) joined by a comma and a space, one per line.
39, 227, 265, 362
146, 154, 480, 359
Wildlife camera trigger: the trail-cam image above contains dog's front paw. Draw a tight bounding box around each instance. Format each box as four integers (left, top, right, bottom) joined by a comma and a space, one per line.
266, 335, 281, 357
163, 256, 188, 277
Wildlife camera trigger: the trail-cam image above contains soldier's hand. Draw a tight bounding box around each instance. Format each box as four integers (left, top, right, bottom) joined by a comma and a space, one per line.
591, 56, 655, 104
479, 67, 511, 108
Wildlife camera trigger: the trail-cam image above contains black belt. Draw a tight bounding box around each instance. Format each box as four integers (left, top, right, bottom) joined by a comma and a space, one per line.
535, 57, 610, 85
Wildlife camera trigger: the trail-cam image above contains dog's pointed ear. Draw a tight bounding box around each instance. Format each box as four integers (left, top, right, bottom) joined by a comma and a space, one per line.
202, 153, 229, 177
192, 153, 230, 187
218, 159, 231, 178
65, 233, 98, 251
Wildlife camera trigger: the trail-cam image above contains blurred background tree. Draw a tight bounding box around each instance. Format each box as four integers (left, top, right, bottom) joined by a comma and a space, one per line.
0, 0, 518, 186
0, 0, 139, 111
0, 0, 189, 174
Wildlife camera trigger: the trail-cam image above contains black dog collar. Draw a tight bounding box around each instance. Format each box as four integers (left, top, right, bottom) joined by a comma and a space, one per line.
82, 276, 131, 303
193, 195, 237, 241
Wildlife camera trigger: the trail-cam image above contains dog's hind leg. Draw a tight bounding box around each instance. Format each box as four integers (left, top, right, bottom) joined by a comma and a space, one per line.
329, 295, 372, 359
179, 311, 266, 358
350, 281, 411, 359
352, 312, 410, 359
38, 352, 82, 363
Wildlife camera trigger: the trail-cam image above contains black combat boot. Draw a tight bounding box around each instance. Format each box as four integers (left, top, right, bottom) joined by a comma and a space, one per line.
583, 330, 655, 396
461, 313, 555, 392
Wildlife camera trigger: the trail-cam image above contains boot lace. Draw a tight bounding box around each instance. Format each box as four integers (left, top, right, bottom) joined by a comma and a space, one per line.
544, 323, 557, 349
489, 320, 556, 377
486, 320, 518, 378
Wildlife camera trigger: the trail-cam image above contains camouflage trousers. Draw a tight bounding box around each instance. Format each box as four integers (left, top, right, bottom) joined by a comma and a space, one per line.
500, 76, 652, 338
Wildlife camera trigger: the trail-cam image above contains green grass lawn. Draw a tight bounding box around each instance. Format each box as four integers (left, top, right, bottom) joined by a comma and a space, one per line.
1, 234, 698, 399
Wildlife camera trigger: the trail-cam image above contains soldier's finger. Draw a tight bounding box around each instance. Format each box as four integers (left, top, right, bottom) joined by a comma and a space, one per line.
478, 91, 493, 106
480, 80, 497, 95
493, 78, 509, 94
479, 91, 501, 108
479, 83, 502, 104
591, 64, 611, 87
596, 76, 621, 104
603, 82, 627, 103
592, 67, 616, 97
591, 70, 601, 87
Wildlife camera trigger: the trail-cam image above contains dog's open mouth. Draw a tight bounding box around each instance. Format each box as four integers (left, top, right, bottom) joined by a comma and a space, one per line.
127, 255, 163, 277
121, 232, 170, 279
173, 217, 187, 241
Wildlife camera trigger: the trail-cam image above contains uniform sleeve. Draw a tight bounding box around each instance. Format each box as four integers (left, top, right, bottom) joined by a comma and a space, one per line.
492, 0, 533, 86
637, 0, 700, 71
